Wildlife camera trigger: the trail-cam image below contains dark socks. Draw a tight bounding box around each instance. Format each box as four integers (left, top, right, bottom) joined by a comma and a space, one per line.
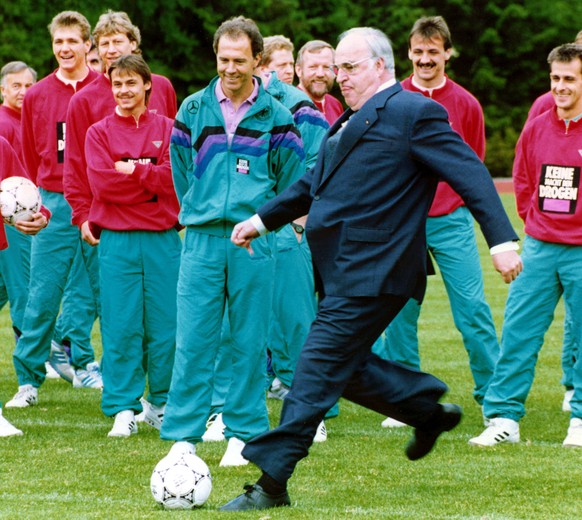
257, 472, 286, 496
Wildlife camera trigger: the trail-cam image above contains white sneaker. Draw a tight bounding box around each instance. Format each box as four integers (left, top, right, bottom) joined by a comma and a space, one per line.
267, 377, 290, 400
169, 441, 196, 457
108, 410, 137, 438
135, 400, 165, 430
45, 361, 61, 380
145, 403, 165, 430
563, 418, 582, 448
468, 417, 520, 446
203, 412, 226, 442
135, 397, 150, 422
381, 417, 407, 428
0, 411, 23, 437
73, 361, 103, 389
220, 437, 249, 466
313, 421, 327, 442
562, 389, 574, 412
48, 340, 74, 383
5, 385, 38, 408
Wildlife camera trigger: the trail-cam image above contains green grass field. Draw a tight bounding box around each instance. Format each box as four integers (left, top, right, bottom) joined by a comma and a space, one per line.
0, 194, 579, 519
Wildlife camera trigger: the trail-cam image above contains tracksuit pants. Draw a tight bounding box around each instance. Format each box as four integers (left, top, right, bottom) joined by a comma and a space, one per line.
269, 227, 317, 388
53, 244, 99, 369
483, 236, 582, 421
99, 229, 180, 417
161, 229, 275, 443
0, 225, 31, 334
13, 190, 99, 387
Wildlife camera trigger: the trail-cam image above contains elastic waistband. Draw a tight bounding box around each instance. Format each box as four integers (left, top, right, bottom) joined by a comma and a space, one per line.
186, 222, 236, 238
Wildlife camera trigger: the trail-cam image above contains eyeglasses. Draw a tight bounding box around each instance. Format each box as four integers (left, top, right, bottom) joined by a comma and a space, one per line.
331, 56, 375, 75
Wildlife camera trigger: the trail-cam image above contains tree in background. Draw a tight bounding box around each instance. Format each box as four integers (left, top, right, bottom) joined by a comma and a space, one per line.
1, 0, 580, 176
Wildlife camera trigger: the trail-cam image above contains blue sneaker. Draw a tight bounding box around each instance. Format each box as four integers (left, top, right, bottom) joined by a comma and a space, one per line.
48, 341, 74, 383
73, 361, 103, 389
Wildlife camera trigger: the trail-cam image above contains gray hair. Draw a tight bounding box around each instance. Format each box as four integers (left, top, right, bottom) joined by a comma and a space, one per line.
1, 61, 37, 87
338, 27, 395, 73
296, 40, 334, 67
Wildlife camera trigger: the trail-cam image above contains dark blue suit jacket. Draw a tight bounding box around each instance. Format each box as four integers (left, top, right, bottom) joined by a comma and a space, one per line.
259, 82, 518, 300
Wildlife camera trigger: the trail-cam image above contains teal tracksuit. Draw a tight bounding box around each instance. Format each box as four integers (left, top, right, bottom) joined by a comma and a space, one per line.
162, 76, 305, 443
99, 230, 180, 416
561, 315, 575, 391
210, 76, 330, 413
52, 243, 99, 369
0, 225, 31, 336
266, 75, 329, 387
483, 237, 582, 420
13, 189, 99, 387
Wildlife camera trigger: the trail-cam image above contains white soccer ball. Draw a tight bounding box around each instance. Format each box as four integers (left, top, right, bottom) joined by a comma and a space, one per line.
0, 176, 41, 226
150, 452, 212, 509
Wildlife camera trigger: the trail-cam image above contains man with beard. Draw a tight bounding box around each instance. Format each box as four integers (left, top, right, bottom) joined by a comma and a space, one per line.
296, 40, 343, 124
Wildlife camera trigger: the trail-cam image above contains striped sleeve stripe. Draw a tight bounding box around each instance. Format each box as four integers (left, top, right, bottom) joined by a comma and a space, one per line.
270, 124, 305, 160
171, 120, 192, 148
193, 126, 227, 151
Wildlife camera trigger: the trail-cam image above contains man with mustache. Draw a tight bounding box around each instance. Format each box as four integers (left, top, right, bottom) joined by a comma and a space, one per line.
296, 40, 344, 124
374, 16, 506, 428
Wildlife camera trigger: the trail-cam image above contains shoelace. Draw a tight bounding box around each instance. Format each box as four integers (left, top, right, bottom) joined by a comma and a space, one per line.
243, 483, 255, 495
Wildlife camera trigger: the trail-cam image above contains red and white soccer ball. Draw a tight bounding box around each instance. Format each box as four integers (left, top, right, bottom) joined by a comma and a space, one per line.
0, 176, 41, 226
150, 451, 212, 509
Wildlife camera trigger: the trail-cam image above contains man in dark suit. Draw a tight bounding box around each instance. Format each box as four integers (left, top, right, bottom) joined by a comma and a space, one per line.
221, 27, 523, 511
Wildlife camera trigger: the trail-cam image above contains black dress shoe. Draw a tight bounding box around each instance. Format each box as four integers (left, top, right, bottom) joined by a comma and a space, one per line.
405, 403, 462, 461
219, 483, 291, 511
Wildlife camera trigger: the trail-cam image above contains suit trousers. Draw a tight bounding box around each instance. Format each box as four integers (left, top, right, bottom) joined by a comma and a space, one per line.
242, 292, 448, 484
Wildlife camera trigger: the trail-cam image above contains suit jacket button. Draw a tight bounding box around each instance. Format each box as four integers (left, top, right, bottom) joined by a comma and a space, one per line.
314, 195, 320, 201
